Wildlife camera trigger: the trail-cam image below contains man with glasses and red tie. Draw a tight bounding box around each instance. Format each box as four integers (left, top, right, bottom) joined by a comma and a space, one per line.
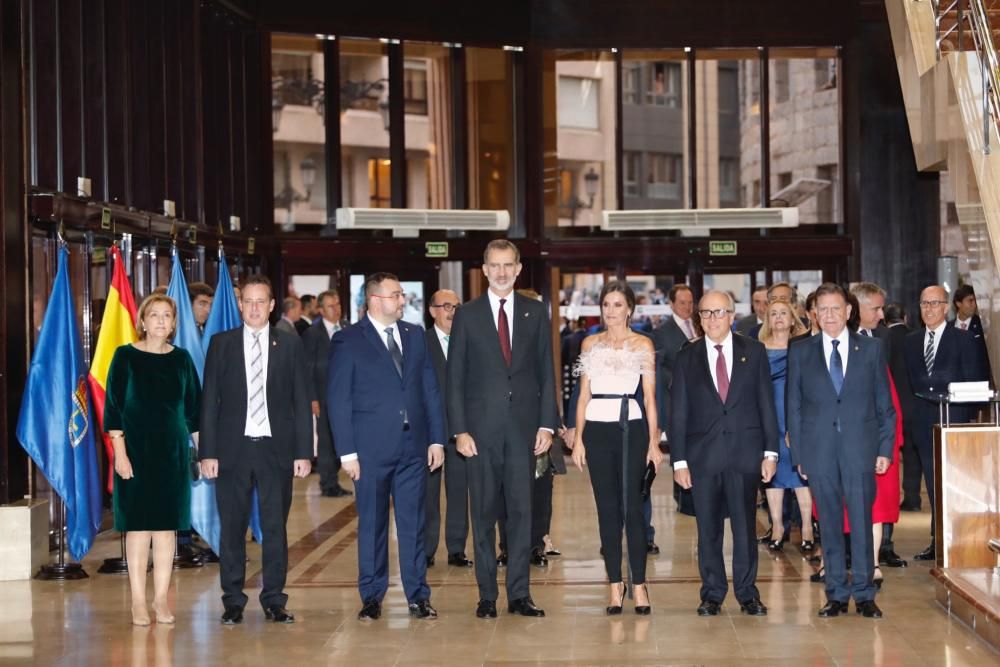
904, 285, 987, 562
670, 289, 778, 618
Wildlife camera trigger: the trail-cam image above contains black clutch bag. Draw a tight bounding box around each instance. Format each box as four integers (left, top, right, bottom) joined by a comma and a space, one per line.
189, 446, 201, 482
640, 461, 656, 499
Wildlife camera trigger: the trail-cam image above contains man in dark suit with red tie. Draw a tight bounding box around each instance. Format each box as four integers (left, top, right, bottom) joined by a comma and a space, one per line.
199, 275, 313, 626
446, 239, 560, 619
670, 289, 778, 617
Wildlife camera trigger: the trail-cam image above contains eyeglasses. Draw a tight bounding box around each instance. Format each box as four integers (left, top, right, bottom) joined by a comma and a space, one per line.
698, 308, 734, 320
919, 300, 948, 308
430, 303, 460, 312
372, 291, 405, 300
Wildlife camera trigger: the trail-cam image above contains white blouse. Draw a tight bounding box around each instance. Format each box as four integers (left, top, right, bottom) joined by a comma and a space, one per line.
574, 342, 655, 422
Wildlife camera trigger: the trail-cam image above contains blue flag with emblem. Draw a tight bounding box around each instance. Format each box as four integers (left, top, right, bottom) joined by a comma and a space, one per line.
166, 250, 206, 381
16, 244, 102, 562
194, 250, 263, 548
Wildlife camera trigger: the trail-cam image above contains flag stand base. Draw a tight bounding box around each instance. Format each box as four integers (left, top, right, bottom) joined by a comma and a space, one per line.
97, 556, 129, 574
35, 562, 88, 580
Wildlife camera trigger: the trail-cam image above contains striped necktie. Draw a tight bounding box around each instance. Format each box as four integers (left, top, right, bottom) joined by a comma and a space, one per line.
924, 330, 935, 374
249, 332, 266, 425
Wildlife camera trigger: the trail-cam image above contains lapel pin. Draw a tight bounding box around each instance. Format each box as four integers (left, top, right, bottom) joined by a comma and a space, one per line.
272, 340, 278, 347
523, 312, 529, 318
854, 345, 859, 351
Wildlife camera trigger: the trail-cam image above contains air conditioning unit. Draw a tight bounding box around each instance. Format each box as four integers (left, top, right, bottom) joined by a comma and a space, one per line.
336, 208, 510, 236
602, 207, 798, 236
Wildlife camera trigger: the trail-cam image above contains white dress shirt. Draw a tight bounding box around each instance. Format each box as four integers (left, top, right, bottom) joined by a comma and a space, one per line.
955, 316, 972, 331
923, 320, 947, 365
434, 325, 450, 360
674, 333, 775, 470
822, 328, 851, 376
487, 289, 515, 347
243, 324, 272, 437
322, 318, 342, 340
673, 313, 696, 340
341, 315, 441, 463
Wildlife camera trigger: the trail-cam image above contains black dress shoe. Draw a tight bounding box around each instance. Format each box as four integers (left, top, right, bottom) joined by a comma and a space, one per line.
899, 500, 922, 512
263, 605, 295, 623
646, 541, 660, 555
200, 548, 220, 564
817, 600, 849, 617
496, 551, 508, 567
739, 598, 767, 616
507, 596, 545, 617
697, 600, 721, 616
321, 484, 353, 498
426, 556, 435, 567
358, 598, 381, 620
408, 600, 438, 619
879, 548, 907, 568
220, 606, 244, 625
476, 599, 497, 618
447, 552, 473, 567
856, 600, 883, 618
530, 548, 548, 568
914, 545, 936, 561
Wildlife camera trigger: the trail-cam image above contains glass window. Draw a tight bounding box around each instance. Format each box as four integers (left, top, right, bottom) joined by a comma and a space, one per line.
622, 51, 686, 209
544, 50, 616, 228
271, 34, 327, 229
557, 76, 600, 130
647, 62, 682, 108
769, 50, 842, 223
647, 152, 682, 199
403, 43, 454, 209
623, 64, 640, 105
624, 151, 640, 196
815, 58, 837, 90
719, 157, 739, 207
340, 38, 391, 210
467, 47, 513, 212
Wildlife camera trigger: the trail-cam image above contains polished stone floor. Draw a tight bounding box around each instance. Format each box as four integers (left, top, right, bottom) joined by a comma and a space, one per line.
2, 463, 998, 666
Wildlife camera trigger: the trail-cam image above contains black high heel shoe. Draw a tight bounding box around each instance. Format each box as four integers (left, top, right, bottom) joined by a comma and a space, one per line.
800, 540, 815, 553
606, 583, 627, 615
873, 567, 884, 590
810, 566, 826, 583
634, 584, 651, 615
767, 539, 785, 552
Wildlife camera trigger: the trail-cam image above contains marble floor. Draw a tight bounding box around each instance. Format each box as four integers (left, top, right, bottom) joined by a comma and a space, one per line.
1, 464, 998, 666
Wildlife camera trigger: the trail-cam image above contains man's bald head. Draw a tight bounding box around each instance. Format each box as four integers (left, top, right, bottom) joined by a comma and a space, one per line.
919, 285, 949, 329
429, 289, 461, 333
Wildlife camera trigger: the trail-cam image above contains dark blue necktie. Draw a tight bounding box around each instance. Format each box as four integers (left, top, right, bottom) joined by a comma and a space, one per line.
829, 339, 844, 395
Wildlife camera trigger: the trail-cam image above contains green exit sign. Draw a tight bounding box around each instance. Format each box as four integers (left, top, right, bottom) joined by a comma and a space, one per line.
425, 241, 449, 258
709, 240, 738, 256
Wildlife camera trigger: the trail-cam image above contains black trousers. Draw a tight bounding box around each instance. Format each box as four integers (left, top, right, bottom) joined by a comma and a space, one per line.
215, 436, 293, 610
584, 420, 648, 584
466, 421, 535, 602
899, 421, 923, 507
316, 408, 342, 492
425, 439, 471, 558
691, 470, 759, 604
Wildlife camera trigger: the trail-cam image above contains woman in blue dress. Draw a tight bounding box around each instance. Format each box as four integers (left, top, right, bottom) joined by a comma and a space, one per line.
759, 300, 815, 552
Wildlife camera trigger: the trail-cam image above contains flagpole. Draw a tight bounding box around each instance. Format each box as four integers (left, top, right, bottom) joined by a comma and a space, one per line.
35, 496, 88, 581
97, 533, 130, 575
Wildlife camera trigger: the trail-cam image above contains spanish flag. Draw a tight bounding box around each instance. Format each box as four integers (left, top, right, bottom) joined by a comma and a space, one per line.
87, 245, 137, 493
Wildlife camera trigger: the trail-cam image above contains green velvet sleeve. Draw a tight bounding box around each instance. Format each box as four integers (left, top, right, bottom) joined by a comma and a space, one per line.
103, 345, 128, 432
181, 349, 202, 434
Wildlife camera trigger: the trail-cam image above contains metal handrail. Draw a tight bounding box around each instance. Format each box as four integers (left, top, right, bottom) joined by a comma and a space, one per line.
930, 0, 1000, 153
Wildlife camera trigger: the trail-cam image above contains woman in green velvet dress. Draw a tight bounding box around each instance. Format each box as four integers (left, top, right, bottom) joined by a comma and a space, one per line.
104, 293, 201, 626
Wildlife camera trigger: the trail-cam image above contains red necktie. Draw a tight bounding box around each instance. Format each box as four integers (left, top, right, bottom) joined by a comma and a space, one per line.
715, 344, 729, 403
498, 298, 512, 366
961, 322, 968, 330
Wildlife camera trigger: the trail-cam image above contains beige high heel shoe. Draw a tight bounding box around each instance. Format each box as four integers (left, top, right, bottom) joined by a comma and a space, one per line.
152, 601, 175, 625
131, 604, 151, 627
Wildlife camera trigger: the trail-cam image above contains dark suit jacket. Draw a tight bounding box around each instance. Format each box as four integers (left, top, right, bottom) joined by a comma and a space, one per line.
949, 315, 992, 385
734, 314, 760, 336
651, 317, 689, 428
787, 332, 896, 475
446, 292, 559, 443
199, 325, 313, 466
669, 334, 779, 477
904, 324, 985, 426
327, 317, 446, 462
301, 319, 347, 403
879, 323, 916, 424
425, 327, 451, 438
